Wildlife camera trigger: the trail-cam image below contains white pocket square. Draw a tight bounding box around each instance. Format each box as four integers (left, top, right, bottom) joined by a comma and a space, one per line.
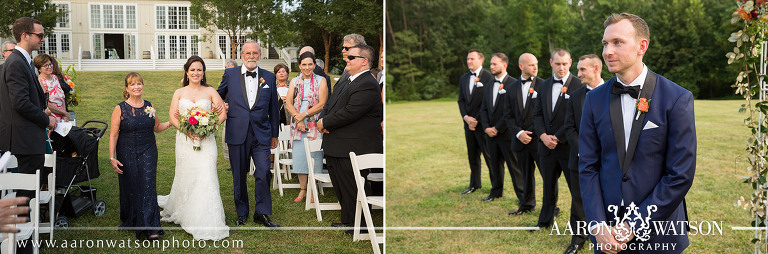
643, 121, 659, 130
262, 85, 270, 88
564, 94, 570, 100
531, 91, 538, 98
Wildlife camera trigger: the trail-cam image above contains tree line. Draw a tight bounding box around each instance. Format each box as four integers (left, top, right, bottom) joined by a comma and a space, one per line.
386, 0, 740, 100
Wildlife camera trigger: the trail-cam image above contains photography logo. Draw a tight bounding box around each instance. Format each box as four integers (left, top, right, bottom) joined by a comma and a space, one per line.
608, 201, 656, 242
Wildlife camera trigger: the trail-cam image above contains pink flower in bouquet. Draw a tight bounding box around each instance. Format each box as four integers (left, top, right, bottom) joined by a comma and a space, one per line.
188, 116, 198, 125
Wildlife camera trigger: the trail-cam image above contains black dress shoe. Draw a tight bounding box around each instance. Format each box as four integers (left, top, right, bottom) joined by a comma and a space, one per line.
461, 187, 478, 194
481, 195, 498, 201
235, 216, 247, 226
508, 208, 533, 215
344, 229, 368, 235
554, 207, 561, 217
254, 214, 280, 227
331, 222, 349, 227
564, 244, 580, 254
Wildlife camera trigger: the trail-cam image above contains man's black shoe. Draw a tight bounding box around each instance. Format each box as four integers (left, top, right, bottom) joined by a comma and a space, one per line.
481, 195, 498, 202
254, 214, 280, 227
564, 244, 580, 254
461, 187, 478, 195
508, 208, 533, 215
235, 216, 247, 226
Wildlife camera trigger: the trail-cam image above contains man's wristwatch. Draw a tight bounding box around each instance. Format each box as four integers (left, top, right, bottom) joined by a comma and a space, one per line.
109, 157, 115, 161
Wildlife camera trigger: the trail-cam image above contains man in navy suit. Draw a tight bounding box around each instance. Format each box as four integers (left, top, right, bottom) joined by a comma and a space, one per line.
457, 49, 495, 196
533, 49, 582, 229
580, 13, 695, 253
479, 53, 519, 202
217, 40, 281, 227
562, 54, 604, 254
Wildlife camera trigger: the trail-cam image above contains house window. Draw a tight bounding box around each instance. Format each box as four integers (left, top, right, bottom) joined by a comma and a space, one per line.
217, 35, 246, 59
90, 3, 137, 29
157, 34, 199, 60
191, 35, 198, 56
92, 34, 103, 59
157, 35, 166, 59
40, 33, 72, 59
56, 3, 70, 28
156, 5, 196, 30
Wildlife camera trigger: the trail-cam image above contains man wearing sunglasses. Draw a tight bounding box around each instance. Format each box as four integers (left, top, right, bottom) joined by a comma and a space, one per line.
1, 41, 16, 60
317, 44, 382, 235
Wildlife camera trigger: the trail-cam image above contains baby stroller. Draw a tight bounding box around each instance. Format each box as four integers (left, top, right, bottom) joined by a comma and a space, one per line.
49, 120, 108, 228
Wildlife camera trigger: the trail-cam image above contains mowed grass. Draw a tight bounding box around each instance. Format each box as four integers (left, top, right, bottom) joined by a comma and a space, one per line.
386, 99, 753, 253
48, 70, 381, 253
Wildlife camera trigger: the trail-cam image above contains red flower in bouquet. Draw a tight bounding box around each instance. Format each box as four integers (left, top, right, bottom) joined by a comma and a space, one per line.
188, 116, 198, 125
179, 106, 219, 151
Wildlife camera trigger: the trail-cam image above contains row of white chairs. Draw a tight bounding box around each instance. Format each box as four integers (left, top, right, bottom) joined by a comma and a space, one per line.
0, 151, 58, 254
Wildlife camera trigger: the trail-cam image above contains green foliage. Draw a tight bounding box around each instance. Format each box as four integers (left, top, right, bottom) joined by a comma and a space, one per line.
0, 0, 63, 39
387, 0, 739, 100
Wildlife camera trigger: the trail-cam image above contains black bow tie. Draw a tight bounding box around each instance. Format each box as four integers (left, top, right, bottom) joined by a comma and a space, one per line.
611, 82, 640, 99
520, 78, 531, 83
245, 71, 258, 78
553, 79, 563, 84
469, 71, 476, 76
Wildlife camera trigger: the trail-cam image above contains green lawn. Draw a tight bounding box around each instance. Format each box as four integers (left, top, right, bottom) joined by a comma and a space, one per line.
386, 99, 753, 253
47, 70, 381, 253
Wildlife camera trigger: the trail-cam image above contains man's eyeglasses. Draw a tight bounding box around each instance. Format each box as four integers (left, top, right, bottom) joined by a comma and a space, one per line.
26, 32, 45, 39
341, 46, 352, 51
347, 55, 366, 61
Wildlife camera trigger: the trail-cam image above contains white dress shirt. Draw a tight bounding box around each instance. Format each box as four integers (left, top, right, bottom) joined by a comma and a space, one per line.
492, 73, 507, 107
551, 72, 570, 112
469, 66, 482, 95
617, 65, 648, 151
520, 76, 532, 108
241, 65, 260, 108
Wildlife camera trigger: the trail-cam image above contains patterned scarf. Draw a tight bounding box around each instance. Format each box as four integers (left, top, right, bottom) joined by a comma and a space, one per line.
290, 74, 321, 140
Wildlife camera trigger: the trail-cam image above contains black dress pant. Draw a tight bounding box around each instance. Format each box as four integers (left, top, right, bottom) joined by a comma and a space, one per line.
14, 154, 44, 199
464, 128, 491, 189
513, 143, 538, 210
326, 155, 369, 225
537, 150, 568, 227
565, 166, 587, 246
486, 137, 522, 199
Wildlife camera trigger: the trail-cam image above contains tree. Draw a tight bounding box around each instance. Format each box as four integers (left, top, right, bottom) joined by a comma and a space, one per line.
0, 0, 61, 39
190, 0, 288, 59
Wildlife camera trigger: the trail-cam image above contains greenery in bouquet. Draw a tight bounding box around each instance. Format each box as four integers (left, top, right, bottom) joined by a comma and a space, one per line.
178, 106, 219, 150
60, 63, 81, 107
730, 0, 768, 249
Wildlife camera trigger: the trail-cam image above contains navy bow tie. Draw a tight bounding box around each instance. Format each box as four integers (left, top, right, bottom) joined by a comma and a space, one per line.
611, 82, 640, 99
245, 71, 258, 78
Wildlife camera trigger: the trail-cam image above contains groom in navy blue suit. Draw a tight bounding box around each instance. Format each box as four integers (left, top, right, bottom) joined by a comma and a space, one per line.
580, 13, 695, 253
217, 40, 281, 227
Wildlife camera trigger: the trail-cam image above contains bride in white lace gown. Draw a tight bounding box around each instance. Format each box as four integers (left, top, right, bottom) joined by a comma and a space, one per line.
158, 56, 229, 241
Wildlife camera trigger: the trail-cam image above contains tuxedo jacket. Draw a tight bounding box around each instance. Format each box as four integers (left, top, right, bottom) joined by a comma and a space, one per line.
533, 74, 582, 158
579, 70, 695, 249
479, 75, 518, 141
0, 49, 50, 154
457, 69, 494, 129
504, 77, 545, 152
322, 72, 383, 158
217, 66, 280, 146
564, 85, 589, 170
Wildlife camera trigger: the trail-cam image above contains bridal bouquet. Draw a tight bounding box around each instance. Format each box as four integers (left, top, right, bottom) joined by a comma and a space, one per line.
178, 106, 219, 151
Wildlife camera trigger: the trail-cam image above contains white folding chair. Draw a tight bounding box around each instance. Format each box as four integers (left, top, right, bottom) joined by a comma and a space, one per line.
0, 168, 42, 254
272, 124, 299, 196
38, 153, 56, 242
303, 138, 339, 221
349, 152, 384, 254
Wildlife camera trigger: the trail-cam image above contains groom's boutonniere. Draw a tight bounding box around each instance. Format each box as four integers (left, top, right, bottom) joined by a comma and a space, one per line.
498, 83, 506, 94
475, 77, 483, 88
561, 86, 568, 94
635, 97, 650, 120
145, 106, 156, 119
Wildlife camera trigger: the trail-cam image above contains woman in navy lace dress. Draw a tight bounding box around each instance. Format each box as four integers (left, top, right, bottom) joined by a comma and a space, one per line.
108, 72, 171, 239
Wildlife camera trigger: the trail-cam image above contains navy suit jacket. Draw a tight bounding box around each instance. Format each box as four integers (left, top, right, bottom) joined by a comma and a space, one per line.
579, 70, 695, 250
479, 74, 518, 141
217, 66, 279, 146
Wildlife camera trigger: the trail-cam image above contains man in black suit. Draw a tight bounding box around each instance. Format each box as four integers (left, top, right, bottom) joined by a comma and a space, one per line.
533, 48, 583, 228
457, 49, 494, 195
562, 54, 604, 254
478, 53, 519, 202
0, 18, 57, 195
299, 46, 332, 87
317, 44, 382, 234
505, 53, 544, 215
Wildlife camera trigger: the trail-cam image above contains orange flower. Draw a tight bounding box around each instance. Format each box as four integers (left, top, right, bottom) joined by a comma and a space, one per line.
738, 7, 753, 21
636, 98, 650, 113
529, 88, 535, 94
67, 81, 75, 88
561, 86, 568, 94
499, 83, 504, 90
474, 78, 480, 82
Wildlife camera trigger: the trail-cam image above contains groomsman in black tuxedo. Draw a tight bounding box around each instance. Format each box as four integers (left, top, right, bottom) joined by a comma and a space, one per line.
505, 53, 544, 215
562, 54, 604, 254
457, 49, 494, 195
478, 53, 518, 201
533, 48, 583, 228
